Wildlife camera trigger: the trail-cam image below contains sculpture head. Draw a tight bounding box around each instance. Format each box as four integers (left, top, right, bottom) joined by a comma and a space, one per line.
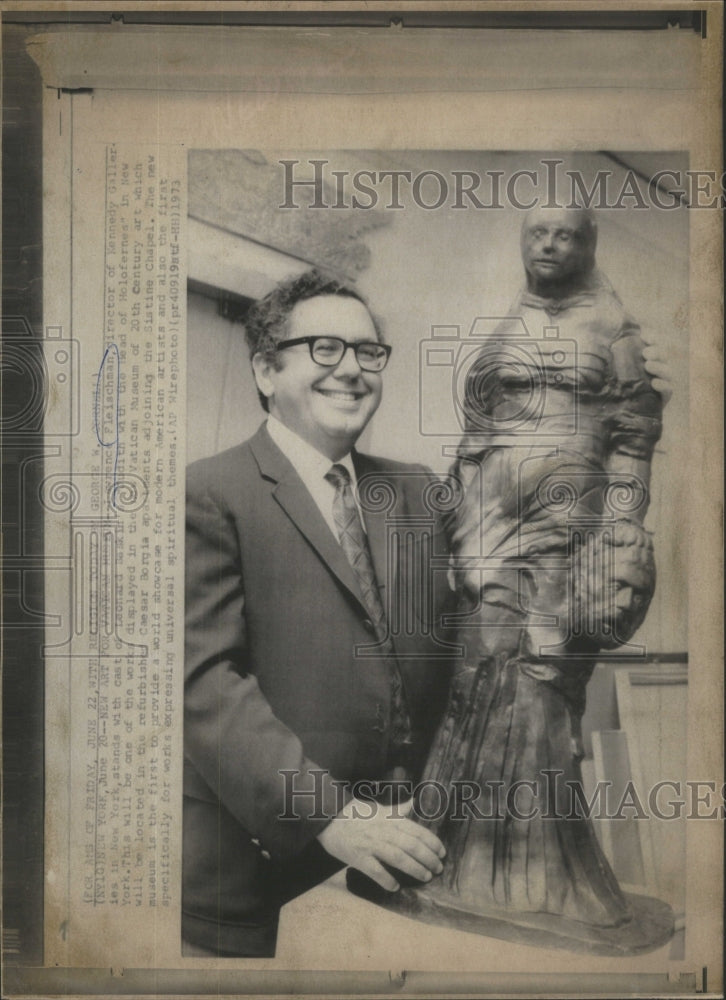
520, 206, 597, 298
574, 519, 655, 650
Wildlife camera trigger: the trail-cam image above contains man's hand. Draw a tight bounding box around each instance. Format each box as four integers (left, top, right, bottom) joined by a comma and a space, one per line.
317, 796, 445, 892
641, 331, 673, 406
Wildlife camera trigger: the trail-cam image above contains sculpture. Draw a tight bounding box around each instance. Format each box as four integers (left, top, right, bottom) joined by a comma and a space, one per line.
349, 207, 673, 955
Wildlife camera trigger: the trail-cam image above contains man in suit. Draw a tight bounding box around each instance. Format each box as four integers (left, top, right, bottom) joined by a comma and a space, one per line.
183, 270, 453, 957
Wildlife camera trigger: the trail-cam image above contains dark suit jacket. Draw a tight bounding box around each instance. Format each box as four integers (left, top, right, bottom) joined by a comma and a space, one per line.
183, 424, 455, 955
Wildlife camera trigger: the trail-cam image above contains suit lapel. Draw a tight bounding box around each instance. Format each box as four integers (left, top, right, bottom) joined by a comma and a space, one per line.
248, 425, 367, 610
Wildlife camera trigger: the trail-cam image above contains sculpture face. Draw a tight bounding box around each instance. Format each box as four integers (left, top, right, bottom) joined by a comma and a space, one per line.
520, 207, 596, 296
574, 519, 656, 649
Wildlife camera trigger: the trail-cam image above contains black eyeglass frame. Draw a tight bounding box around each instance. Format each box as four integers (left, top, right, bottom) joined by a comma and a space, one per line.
274, 335, 392, 372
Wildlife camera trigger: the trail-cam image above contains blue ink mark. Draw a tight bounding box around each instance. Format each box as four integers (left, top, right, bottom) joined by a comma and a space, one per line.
94, 343, 121, 506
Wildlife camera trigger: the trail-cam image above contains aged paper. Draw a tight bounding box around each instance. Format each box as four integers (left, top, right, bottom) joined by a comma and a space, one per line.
1, 4, 723, 997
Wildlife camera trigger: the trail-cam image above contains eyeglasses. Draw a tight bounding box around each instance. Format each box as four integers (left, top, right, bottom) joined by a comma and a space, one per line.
275, 336, 392, 373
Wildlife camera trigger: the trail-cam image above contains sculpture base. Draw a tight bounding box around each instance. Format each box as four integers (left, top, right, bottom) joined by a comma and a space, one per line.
346, 869, 675, 957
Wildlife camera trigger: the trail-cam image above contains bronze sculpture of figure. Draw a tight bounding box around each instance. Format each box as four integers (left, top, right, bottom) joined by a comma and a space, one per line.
350, 207, 673, 955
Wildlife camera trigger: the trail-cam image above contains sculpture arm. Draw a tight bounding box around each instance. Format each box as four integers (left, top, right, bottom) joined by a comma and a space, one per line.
604, 319, 663, 522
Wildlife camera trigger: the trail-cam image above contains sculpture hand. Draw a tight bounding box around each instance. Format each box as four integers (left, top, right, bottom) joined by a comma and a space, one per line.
640, 331, 673, 405
317, 796, 445, 891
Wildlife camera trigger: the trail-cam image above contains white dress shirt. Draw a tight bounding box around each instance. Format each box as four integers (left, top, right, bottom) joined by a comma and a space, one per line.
266, 415, 363, 539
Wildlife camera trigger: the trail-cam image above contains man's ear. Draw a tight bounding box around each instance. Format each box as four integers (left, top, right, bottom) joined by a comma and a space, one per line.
251, 352, 276, 405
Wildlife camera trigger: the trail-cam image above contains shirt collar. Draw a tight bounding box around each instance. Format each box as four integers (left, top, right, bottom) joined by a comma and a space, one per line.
266, 415, 357, 487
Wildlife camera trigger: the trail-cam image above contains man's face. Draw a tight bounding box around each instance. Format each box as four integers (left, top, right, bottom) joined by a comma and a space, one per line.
520, 208, 593, 293
254, 294, 383, 460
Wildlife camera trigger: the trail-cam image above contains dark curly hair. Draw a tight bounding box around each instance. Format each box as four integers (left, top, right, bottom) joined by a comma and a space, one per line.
244, 269, 384, 412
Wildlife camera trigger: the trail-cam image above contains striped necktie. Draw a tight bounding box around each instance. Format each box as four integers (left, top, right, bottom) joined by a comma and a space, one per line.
325, 463, 412, 750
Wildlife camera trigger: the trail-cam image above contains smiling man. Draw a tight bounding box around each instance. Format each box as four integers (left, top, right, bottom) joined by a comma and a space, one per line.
182, 270, 452, 957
